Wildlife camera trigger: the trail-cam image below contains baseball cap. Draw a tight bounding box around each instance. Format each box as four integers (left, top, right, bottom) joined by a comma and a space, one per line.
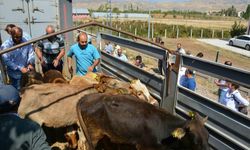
0, 84, 20, 113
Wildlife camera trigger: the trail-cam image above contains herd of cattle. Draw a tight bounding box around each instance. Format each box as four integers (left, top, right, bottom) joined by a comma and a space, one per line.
17, 70, 210, 150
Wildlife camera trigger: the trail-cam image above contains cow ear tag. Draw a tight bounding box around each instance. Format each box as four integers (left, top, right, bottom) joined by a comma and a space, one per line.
171, 128, 186, 139
189, 111, 195, 120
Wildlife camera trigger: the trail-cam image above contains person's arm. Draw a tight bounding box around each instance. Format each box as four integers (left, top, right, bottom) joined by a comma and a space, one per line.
53, 48, 65, 67
214, 79, 228, 87
53, 37, 65, 67
67, 47, 74, 76
88, 46, 101, 72
234, 92, 250, 106
35, 41, 45, 66
31, 124, 51, 150
2, 52, 28, 73
88, 58, 100, 72
27, 44, 35, 69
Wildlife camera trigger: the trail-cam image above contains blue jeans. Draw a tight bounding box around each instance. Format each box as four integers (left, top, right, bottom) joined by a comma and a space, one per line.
9, 76, 21, 91
218, 89, 227, 105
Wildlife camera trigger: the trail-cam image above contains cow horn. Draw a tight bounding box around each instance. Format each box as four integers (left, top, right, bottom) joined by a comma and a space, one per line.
188, 111, 195, 119
171, 128, 186, 139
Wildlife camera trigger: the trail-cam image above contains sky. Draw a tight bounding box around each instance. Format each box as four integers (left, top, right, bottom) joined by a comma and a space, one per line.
74, 0, 191, 2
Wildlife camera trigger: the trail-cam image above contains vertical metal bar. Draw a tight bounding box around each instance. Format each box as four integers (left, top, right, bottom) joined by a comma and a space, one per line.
215, 51, 219, 62
25, 0, 32, 36
148, 10, 150, 40
190, 28, 192, 38
0, 57, 7, 84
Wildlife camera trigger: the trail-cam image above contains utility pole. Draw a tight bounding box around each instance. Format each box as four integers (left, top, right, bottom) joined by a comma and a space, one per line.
247, 18, 250, 35
148, 10, 151, 40
107, 0, 112, 27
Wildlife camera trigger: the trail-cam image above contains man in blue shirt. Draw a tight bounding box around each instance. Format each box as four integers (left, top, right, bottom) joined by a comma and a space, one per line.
0, 27, 35, 90
67, 32, 100, 76
5, 24, 31, 41
180, 69, 196, 91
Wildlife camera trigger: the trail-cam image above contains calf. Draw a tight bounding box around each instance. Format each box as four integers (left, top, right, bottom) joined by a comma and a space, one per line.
77, 93, 209, 150
43, 69, 67, 83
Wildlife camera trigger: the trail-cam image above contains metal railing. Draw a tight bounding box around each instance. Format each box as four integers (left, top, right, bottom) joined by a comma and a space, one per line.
174, 55, 250, 150
0, 21, 249, 150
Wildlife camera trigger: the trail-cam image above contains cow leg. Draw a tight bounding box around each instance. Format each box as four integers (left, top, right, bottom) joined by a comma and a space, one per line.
89, 129, 105, 148
65, 126, 78, 149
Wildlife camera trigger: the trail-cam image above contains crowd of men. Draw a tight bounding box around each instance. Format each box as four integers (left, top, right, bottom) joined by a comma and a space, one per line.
0, 24, 100, 90
0, 24, 101, 149
0, 24, 249, 149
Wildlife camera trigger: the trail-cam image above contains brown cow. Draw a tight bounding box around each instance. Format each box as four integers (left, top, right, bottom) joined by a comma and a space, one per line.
77, 93, 209, 150
20, 70, 44, 89
43, 69, 67, 83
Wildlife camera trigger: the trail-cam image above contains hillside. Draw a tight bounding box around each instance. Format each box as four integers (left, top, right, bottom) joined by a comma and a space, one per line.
73, 0, 250, 12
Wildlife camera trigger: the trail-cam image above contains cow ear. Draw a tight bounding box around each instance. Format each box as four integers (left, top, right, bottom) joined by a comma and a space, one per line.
171, 128, 186, 139
202, 116, 208, 124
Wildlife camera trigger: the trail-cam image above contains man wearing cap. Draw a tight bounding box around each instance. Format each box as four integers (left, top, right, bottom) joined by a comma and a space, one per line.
0, 84, 51, 150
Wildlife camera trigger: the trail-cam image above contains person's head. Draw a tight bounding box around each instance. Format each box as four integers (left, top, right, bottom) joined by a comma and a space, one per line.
117, 47, 123, 56
46, 25, 55, 35
177, 43, 182, 49
5, 24, 16, 35
224, 61, 232, 66
135, 55, 142, 66
185, 69, 194, 78
160, 41, 164, 46
228, 82, 239, 91
46, 25, 56, 41
11, 26, 23, 45
196, 52, 204, 58
0, 84, 20, 114
77, 32, 88, 49
155, 37, 162, 43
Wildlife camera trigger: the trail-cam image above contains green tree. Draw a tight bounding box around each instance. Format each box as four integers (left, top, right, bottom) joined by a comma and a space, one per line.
225, 5, 237, 17
112, 7, 120, 13
230, 21, 247, 37
243, 4, 250, 19
97, 4, 105, 11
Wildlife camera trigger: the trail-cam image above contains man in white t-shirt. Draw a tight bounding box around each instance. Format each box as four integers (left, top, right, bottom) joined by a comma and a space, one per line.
175, 43, 186, 54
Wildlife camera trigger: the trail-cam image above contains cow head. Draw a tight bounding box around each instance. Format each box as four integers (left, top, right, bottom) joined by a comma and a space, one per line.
163, 112, 209, 150
20, 70, 44, 88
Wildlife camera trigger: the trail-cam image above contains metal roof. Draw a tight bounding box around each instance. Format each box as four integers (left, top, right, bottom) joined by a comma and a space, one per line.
73, 8, 89, 14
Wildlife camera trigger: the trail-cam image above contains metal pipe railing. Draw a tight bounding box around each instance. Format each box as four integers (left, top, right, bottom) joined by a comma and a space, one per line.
0, 21, 172, 56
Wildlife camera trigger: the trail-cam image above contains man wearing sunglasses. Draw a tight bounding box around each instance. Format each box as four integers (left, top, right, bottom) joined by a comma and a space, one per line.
0, 27, 35, 90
